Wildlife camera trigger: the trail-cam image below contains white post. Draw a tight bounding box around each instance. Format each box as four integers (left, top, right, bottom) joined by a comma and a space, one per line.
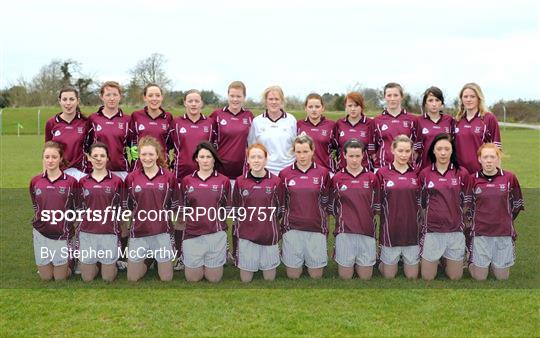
37, 109, 41, 136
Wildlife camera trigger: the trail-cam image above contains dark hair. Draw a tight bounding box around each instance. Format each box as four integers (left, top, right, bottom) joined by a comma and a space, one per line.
43, 141, 69, 168
58, 86, 83, 114
192, 141, 222, 169
88, 141, 110, 158
343, 138, 365, 155
383, 82, 404, 97
304, 93, 324, 107
143, 83, 162, 96
422, 86, 445, 110
427, 133, 459, 169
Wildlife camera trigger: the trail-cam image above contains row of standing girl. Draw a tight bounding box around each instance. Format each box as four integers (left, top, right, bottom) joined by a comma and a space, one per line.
31, 131, 523, 282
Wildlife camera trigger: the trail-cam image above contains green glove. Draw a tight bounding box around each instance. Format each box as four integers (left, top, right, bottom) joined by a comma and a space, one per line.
130, 146, 139, 160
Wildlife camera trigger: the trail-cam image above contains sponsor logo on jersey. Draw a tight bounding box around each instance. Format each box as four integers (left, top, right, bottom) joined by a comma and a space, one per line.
211, 185, 218, 192
242, 118, 249, 125
499, 184, 506, 192
411, 178, 417, 185
455, 127, 460, 133
444, 127, 450, 133
83, 188, 90, 197
422, 128, 429, 135
96, 124, 102, 132
58, 186, 66, 195
321, 129, 327, 136
475, 187, 482, 194
265, 187, 272, 194
105, 186, 111, 194
180, 127, 187, 134
54, 130, 61, 137
474, 126, 482, 134
242, 189, 249, 196
288, 179, 296, 186
386, 180, 394, 187
77, 127, 84, 134
363, 181, 370, 189
35, 188, 42, 196
451, 178, 458, 185
403, 121, 409, 128
188, 186, 194, 193
158, 183, 165, 191
138, 124, 145, 131
313, 177, 319, 184
300, 176, 308, 180
204, 126, 209, 133
428, 181, 435, 188
360, 131, 367, 138
220, 119, 227, 126
340, 184, 348, 191
135, 185, 142, 193
162, 124, 167, 130
118, 122, 124, 129
340, 131, 345, 137
381, 124, 388, 131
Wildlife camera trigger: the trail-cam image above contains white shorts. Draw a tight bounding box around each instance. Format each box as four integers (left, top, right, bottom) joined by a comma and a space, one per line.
421, 232, 465, 262
33, 228, 69, 266
78, 231, 119, 265
281, 230, 327, 269
471, 236, 515, 269
128, 233, 175, 263
380, 245, 420, 266
183, 231, 227, 268
237, 238, 280, 272
64, 167, 87, 182
111, 171, 129, 181
335, 233, 376, 267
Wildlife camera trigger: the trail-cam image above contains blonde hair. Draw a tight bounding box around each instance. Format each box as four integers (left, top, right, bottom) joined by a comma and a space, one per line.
293, 134, 314, 151
477, 143, 503, 159
456, 83, 487, 121
228, 81, 246, 97
138, 136, 166, 168
262, 85, 285, 105
391, 134, 413, 149
100, 81, 122, 96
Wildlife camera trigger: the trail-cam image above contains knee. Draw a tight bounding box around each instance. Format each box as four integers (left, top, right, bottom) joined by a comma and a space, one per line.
38, 272, 53, 281
81, 273, 95, 282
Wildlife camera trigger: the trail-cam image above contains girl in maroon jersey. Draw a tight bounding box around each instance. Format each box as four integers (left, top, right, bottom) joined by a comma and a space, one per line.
279, 134, 331, 279
334, 92, 375, 171
129, 84, 173, 171
30, 141, 78, 281
297, 93, 337, 172
419, 133, 469, 281
45, 87, 89, 181
125, 136, 177, 282
415, 87, 455, 170
179, 142, 231, 283
233, 143, 284, 282
373, 83, 418, 168
454, 83, 501, 174
467, 144, 523, 281
376, 135, 421, 279
77, 142, 124, 282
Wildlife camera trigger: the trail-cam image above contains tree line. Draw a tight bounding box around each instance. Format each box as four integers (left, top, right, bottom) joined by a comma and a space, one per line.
1, 54, 538, 122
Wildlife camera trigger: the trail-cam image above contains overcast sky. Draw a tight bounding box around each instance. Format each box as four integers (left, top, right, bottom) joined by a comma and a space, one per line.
1, 0, 538, 104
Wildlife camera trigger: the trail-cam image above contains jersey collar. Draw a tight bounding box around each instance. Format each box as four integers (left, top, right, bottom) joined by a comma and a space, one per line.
263, 109, 286, 122
55, 112, 82, 124
343, 114, 366, 127
97, 106, 124, 119
144, 106, 167, 120
292, 161, 316, 173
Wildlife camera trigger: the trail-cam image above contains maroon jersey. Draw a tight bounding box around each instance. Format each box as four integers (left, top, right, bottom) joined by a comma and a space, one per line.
418, 164, 469, 233
279, 163, 331, 234
297, 117, 337, 172
210, 107, 254, 179
129, 107, 173, 171
170, 114, 214, 180
415, 113, 455, 170
373, 110, 418, 168
329, 168, 380, 237
334, 115, 375, 170
232, 171, 284, 245
87, 107, 132, 172
124, 167, 178, 238
465, 169, 523, 238
455, 112, 501, 173
376, 164, 421, 246
78, 171, 124, 235
45, 112, 89, 171
179, 171, 231, 239
30, 172, 79, 240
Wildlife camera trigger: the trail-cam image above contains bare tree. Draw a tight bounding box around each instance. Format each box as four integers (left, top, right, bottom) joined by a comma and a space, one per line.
129, 53, 172, 90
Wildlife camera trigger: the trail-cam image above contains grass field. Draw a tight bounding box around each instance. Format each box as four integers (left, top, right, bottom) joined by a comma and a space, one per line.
0, 108, 539, 336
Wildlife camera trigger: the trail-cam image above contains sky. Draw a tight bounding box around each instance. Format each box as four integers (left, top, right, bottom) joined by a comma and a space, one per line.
1, 0, 539, 104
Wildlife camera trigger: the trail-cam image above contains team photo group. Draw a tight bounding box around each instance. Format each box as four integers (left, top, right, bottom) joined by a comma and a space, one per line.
30, 80, 524, 284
